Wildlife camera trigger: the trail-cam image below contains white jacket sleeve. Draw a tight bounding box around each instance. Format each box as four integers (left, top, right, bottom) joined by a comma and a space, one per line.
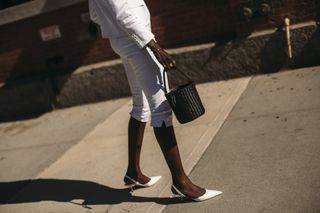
88, 1, 100, 24
107, 0, 155, 48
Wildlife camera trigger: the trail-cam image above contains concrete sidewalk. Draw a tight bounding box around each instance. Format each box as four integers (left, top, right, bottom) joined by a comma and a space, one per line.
1, 66, 319, 213
0, 98, 129, 182
0, 73, 251, 212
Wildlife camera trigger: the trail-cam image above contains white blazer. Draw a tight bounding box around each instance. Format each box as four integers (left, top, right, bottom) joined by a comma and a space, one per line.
89, 0, 155, 48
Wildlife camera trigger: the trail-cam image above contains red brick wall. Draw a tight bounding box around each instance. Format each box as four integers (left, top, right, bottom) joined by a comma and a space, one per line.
0, 3, 114, 83
148, 0, 235, 47
0, 0, 319, 83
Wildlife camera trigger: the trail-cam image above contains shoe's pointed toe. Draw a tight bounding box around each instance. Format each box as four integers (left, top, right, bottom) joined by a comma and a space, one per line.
145, 175, 162, 187
171, 185, 222, 202
194, 189, 222, 201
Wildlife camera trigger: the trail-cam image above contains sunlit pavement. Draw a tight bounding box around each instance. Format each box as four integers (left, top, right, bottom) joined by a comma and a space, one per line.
1, 66, 319, 213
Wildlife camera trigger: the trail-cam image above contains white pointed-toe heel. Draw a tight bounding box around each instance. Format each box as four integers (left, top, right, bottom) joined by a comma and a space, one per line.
171, 185, 222, 202
125, 175, 162, 191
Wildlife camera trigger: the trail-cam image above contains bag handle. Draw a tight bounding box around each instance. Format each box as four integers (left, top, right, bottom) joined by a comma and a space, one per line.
163, 68, 192, 94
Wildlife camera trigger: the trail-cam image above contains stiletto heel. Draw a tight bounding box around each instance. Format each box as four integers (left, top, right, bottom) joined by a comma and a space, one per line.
124, 175, 162, 189
170, 193, 184, 200
171, 185, 222, 202
171, 185, 185, 200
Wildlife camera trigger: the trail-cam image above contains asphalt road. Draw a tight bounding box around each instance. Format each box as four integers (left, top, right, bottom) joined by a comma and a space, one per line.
164, 67, 320, 213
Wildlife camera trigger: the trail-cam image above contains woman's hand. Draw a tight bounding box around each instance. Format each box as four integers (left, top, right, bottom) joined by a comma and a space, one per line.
147, 40, 176, 71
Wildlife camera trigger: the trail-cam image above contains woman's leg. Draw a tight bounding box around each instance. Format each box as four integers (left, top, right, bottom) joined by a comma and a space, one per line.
154, 123, 205, 198
110, 37, 206, 197
125, 116, 150, 184
122, 59, 151, 184
125, 47, 205, 197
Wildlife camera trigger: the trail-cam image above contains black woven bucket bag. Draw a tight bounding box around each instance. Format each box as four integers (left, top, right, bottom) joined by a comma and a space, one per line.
164, 69, 205, 124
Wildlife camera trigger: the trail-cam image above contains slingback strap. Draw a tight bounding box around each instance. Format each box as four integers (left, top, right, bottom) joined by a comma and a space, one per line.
125, 175, 139, 185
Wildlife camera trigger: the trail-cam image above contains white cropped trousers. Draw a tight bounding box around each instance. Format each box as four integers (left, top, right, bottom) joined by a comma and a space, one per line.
110, 37, 172, 127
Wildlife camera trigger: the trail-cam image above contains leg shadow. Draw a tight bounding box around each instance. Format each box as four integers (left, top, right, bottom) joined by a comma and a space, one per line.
0, 179, 187, 207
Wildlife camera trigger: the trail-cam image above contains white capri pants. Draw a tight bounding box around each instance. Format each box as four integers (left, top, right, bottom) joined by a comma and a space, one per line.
110, 37, 173, 127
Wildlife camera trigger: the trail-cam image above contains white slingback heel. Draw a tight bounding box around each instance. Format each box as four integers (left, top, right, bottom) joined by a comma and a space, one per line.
125, 175, 162, 191
171, 185, 222, 201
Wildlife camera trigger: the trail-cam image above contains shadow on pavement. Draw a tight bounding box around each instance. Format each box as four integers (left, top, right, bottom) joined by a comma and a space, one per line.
291, 26, 320, 69
0, 179, 187, 208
